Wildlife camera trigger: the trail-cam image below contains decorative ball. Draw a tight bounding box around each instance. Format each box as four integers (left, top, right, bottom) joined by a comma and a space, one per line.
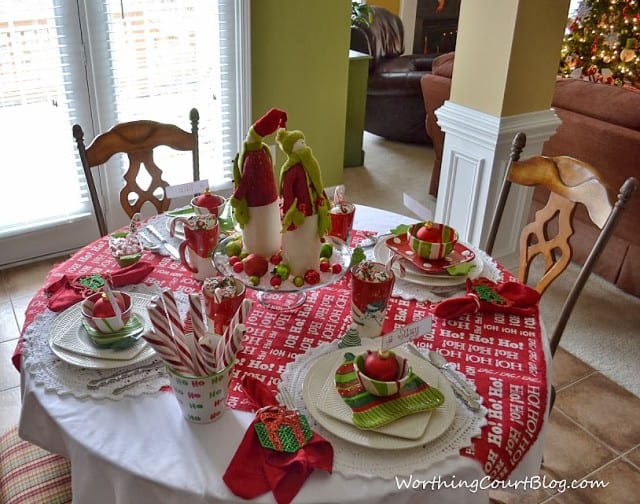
93, 293, 125, 318
408, 221, 458, 260
81, 291, 132, 334
620, 48, 636, 63
354, 350, 411, 397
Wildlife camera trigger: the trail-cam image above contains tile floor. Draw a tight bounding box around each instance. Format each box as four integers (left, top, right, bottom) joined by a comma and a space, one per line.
2, 257, 640, 503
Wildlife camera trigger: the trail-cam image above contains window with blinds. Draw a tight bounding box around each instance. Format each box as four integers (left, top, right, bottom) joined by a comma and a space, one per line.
0, 0, 248, 265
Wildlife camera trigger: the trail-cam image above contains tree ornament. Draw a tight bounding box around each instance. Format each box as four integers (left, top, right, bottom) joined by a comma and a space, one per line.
621, 47, 637, 62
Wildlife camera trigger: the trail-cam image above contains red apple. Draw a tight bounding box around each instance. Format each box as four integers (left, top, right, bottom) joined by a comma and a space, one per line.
242, 253, 269, 277
363, 350, 400, 381
92, 294, 125, 318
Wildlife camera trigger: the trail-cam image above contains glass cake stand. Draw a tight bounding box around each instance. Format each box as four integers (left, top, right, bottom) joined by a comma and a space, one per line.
213, 234, 352, 312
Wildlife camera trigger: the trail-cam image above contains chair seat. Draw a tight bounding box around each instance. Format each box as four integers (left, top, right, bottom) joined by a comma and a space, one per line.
0, 426, 71, 504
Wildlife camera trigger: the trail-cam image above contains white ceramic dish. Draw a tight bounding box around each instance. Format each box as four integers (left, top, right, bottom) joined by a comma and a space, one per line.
49, 293, 156, 369
303, 346, 456, 450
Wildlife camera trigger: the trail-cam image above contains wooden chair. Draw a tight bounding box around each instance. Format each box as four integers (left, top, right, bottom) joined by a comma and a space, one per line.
486, 132, 638, 357
73, 108, 200, 236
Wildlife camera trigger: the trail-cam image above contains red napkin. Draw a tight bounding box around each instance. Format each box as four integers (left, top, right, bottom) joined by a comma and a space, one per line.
44, 261, 155, 312
433, 278, 540, 319
223, 376, 333, 504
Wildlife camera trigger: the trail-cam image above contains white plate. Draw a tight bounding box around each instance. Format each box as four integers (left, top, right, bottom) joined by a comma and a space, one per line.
302, 346, 456, 450
49, 293, 157, 369
373, 235, 483, 287
52, 312, 146, 361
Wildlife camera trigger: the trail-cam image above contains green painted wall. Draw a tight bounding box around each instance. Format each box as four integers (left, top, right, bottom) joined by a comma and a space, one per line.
250, 0, 351, 188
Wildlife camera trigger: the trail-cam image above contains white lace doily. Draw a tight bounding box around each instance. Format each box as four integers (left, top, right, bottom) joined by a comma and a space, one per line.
279, 341, 487, 479
366, 245, 502, 303
21, 284, 187, 400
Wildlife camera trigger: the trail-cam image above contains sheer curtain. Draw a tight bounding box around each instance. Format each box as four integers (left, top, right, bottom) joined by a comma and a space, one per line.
0, 0, 249, 266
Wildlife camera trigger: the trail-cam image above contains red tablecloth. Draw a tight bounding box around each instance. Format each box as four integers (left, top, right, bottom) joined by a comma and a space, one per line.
14, 230, 547, 481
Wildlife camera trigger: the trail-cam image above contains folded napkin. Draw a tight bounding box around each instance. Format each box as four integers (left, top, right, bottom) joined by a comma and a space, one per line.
223, 376, 333, 504
44, 261, 154, 312
433, 278, 540, 319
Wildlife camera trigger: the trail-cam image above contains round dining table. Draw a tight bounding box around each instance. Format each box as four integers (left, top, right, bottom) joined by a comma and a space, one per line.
15, 205, 551, 504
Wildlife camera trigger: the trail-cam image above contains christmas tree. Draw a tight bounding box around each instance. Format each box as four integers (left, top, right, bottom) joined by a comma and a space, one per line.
559, 0, 639, 87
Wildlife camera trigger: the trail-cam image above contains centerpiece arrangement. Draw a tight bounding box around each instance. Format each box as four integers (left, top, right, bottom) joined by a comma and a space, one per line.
216, 108, 351, 310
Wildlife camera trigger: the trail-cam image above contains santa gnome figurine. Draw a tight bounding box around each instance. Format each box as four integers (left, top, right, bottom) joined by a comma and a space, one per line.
230, 108, 287, 258
276, 127, 331, 276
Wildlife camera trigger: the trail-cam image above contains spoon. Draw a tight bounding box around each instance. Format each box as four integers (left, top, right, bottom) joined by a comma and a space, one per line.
428, 350, 481, 400
359, 232, 379, 248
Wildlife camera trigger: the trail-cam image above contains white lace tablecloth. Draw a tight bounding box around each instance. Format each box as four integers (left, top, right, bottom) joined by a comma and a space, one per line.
21, 284, 185, 400
279, 341, 487, 479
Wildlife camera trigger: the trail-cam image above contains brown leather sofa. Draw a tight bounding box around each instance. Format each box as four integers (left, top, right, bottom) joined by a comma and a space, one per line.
420, 52, 640, 297
351, 6, 436, 144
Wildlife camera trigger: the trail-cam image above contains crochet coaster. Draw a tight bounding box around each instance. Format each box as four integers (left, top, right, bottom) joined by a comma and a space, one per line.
335, 352, 445, 429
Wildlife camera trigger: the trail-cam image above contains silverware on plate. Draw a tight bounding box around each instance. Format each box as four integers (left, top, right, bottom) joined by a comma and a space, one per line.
406, 343, 481, 412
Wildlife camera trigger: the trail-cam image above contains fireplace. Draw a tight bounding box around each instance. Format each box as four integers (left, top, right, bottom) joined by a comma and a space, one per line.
412, 0, 461, 55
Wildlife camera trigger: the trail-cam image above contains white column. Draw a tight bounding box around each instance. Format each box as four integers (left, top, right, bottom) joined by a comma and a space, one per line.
434, 101, 561, 258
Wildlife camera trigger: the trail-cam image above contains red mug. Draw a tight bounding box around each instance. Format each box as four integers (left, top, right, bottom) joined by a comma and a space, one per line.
329, 202, 355, 243
171, 215, 219, 281
202, 276, 246, 336
351, 261, 395, 338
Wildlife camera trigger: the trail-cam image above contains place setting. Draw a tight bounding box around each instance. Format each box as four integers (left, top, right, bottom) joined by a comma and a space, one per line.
277, 320, 487, 479
369, 220, 501, 302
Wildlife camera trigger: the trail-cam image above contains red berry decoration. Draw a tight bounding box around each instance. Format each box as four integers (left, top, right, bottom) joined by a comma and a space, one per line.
304, 269, 320, 285
93, 293, 124, 318
331, 263, 342, 274
319, 261, 330, 273
232, 261, 244, 273
270, 276, 282, 288
270, 253, 282, 265
229, 256, 241, 266
363, 350, 400, 381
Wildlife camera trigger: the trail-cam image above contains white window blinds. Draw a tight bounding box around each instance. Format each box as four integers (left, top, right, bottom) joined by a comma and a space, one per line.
0, 0, 248, 265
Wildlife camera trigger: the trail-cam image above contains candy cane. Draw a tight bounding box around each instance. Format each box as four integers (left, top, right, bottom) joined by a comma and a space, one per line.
222, 323, 246, 369
160, 290, 186, 340
147, 301, 193, 373
196, 334, 219, 375
160, 289, 194, 366
142, 329, 193, 375
188, 293, 206, 343
189, 294, 212, 375
215, 298, 253, 362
